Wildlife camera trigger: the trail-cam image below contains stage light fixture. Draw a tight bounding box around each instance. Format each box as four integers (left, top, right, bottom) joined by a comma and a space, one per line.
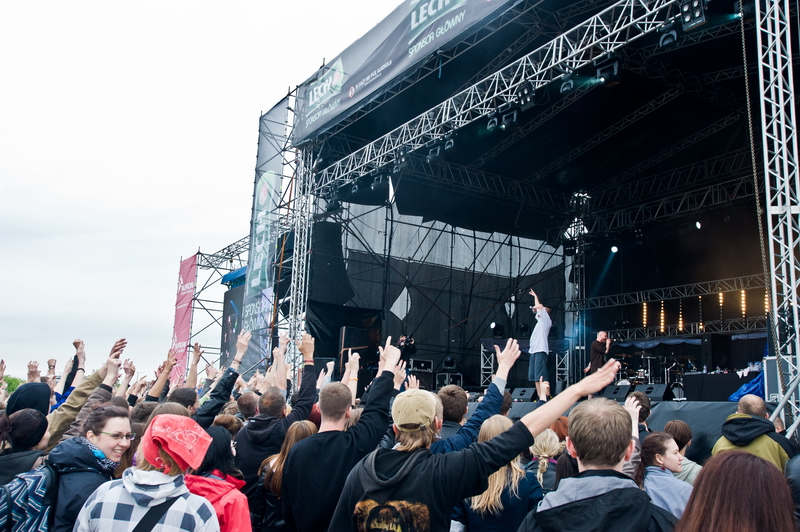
443, 132, 455, 151
371, 173, 389, 193
594, 55, 620, 85
500, 109, 519, 130
680, 0, 707, 31
425, 145, 442, 164
560, 74, 575, 94
611, 245, 619, 253
491, 323, 505, 338
443, 356, 457, 370
490, 321, 496, 329
325, 199, 342, 212
487, 111, 499, 131
658, 22, 680, 49
393, 147, 409, 174
516, 81, 537, 112
563, 240, 577, 256
351, 183, 359, 196
695, 221, 702, 229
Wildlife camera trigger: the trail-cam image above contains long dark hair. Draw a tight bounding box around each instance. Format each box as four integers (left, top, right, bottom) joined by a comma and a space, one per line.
192, 426, 242, 480
634, 432, 673, 486
675, 451, 795, 532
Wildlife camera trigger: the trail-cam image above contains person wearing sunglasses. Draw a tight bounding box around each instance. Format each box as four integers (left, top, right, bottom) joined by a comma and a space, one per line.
48, 403, 132, 532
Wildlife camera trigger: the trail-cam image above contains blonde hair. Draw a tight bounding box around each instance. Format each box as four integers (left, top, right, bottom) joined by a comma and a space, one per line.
530, 429, 564, 486
470, 415, 525, 516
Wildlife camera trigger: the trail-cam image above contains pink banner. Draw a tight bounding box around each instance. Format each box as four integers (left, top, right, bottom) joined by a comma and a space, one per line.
170, 255, 197, 384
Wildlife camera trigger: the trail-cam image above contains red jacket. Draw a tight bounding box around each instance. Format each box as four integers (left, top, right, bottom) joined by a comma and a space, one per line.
185, 470, 251, 532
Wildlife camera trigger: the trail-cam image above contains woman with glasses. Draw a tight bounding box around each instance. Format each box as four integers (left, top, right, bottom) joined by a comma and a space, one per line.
48, 403, 133, 532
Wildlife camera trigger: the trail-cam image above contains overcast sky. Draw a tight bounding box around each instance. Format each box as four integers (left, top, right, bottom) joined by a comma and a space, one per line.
0, 1, 401, 379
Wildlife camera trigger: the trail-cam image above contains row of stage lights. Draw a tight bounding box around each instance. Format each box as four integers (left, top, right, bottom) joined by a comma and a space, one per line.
637, 290, 769, 333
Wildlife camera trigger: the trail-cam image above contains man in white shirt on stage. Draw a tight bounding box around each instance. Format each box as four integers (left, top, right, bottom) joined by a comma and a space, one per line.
528, 289, 552, 402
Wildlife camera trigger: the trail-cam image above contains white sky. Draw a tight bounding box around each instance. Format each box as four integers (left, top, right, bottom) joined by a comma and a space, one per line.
0, 1, 401, 379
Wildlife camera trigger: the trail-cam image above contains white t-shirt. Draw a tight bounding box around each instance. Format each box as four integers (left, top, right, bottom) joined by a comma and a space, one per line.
529, 307, 552, 354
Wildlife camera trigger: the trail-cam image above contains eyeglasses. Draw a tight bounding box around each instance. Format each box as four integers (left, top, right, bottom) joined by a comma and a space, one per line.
98, 432, 136, 441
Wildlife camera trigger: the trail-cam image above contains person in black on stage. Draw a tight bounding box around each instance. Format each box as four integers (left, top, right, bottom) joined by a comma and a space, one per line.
397, 334, 416, 362
585, 331, 611, 376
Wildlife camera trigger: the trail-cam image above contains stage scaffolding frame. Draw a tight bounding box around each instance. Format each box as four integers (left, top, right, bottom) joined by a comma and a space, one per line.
756, 0, 800, 434
188, 0, 799, 413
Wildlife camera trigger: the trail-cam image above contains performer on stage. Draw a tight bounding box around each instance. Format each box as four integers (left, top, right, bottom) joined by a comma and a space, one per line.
585, 331, 611, 375
396, 334, 416, 362
528, 289, 552, 402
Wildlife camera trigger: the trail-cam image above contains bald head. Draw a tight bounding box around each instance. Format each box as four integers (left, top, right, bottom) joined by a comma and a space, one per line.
738, 394, 768, 418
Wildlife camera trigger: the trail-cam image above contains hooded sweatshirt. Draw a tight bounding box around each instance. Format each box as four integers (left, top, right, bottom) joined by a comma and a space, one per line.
711, 412, 797, 471
185, 471, 251, 532
518, 470, 678, 532
329, 420, 534, 532
236, 363, 316, 492
74, 468, 219, 532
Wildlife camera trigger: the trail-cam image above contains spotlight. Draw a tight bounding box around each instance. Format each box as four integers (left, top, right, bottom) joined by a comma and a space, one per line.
351, 183, 359, 196
490, 321, 496, 329
679, 0, 706, 31
393, 147, 409, 174
325, 198, 341, 212
560, 74, 575, 94
499, 109, 519, 130
487, 111, 499, 132
443, 132, 455, 151
443, 356, 456, 370
371, 173, 389, 193
425, 145, 442, 164
658, 22, 679, 49
594, 55, 620, 85
491, 323, 505, 338
695, 221, 702, 229
611, 246, 619, 253
516, 81, 537, 111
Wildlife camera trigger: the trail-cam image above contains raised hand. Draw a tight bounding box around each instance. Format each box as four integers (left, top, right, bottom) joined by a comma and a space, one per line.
574, 359, 620, 397
123, 359, 136, 379
347, 350, 360, 373
407, 374, 419, 389
378, 336, 401, 373
27, 361, 41, 383
73, 339, 86, 366
393, 360, 407, 390
205, 363, 218, 381
236, 330, 251, 355
109, 339, 127, 358
0, 359, 5, 381
192, 343, 204, 363
297, 333, 315, 360
494, 338, 521, 370
164, 351, 178, 371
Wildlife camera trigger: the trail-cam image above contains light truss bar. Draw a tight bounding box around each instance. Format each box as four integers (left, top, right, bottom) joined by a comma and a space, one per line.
611, 317, 768, 339
757, 0, 800, 417
566, 274, 767, 311
401, 156, 570, 212
591, 147, 757, 209
594, 112, 742, 190
197, 235, 250, 271
524, 87, 684, 183
313, 0, 678, 194
582, 174, 755, 234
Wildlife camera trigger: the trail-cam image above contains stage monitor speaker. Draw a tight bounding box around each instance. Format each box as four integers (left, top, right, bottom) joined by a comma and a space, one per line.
410, 370, 434, 391
635, 383, 674, 402
601, 384, 631, 401
511, 388, 535, 402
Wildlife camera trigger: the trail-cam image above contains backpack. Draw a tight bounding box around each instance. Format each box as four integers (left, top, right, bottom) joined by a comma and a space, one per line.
0, 460, 98, 532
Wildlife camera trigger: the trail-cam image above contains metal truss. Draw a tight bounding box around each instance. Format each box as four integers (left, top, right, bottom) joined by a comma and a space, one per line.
312, 0, 678, 195
756, 0, 800, 429
582, 174, 754, 234
480, 344, 494, 386
401, 156, 570, 212
524, 87, 685, 183
611, 317, 768, 340
566, 274, 767, 311
592, 112, 742, 190
591, 147, 757, 209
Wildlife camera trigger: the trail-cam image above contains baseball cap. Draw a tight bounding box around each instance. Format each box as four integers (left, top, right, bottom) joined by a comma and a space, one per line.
392, 389, 436, 432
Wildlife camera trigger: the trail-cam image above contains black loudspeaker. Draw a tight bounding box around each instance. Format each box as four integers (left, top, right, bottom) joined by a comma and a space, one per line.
511, 388, 536, 402
635, 383, 674, 402
309, 221, 355, 305
601, 384, 631, 401
410, 370, 434, 391
700, 334, 733, 370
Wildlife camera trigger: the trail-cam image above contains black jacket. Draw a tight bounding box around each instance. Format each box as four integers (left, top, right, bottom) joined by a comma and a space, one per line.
236, 363, 316, 492
330, 420, 535, 532
517, 470, 677, 532
47, 436, 117, 532
0, 449, 43, 484
194, 367, 239, 430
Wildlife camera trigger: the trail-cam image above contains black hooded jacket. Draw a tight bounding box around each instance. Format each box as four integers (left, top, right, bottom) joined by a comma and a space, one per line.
712, 413, 797, 471
235, 363, 316, 493
47, 436, 118, 532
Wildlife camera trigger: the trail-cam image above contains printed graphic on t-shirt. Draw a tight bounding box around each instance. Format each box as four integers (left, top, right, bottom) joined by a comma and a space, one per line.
354, 499, 430, 531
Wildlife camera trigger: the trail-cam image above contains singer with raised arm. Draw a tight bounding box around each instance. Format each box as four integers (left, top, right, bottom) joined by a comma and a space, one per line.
585, 330, 612, 375
528, 289, 552, 402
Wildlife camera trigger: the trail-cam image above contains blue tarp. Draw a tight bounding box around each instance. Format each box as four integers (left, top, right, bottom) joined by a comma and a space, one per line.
221, 266, 247, 285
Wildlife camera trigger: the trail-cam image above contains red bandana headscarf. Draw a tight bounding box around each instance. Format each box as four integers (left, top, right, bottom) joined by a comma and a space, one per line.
141, 414, 212, 473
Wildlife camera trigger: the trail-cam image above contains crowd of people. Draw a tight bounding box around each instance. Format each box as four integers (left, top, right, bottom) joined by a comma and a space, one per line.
0, 331, 799, 532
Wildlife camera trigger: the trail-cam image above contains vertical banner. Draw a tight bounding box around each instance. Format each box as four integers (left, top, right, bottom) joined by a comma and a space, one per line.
171, 254, 198, 383
240, 98, 289, 375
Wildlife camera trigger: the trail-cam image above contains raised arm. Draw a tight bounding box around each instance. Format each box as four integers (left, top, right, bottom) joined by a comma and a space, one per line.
147, 352, 177, 401
346, 350, 360, 406
116, 359, 135, 398
529, 289, 543, 311
273, 334, 289, 391
185, 343, 203, 390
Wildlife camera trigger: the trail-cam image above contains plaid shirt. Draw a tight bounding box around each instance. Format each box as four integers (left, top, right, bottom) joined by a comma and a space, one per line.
73, 468, 219, 532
